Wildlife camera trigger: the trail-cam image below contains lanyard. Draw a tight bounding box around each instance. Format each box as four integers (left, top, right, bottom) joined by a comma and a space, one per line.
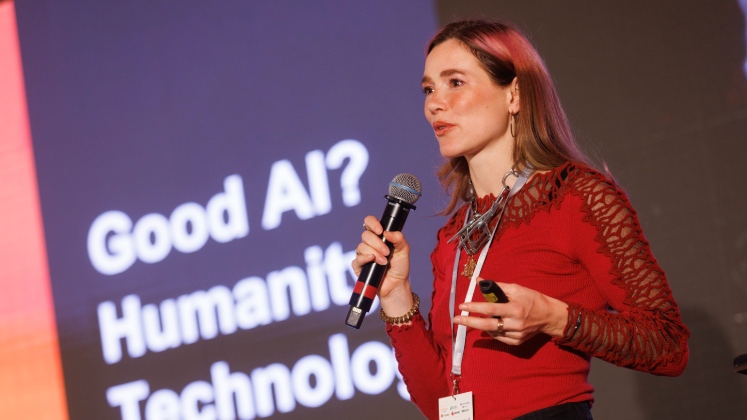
449, 167, 532, 392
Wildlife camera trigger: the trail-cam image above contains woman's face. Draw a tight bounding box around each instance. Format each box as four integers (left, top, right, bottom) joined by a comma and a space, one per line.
422, 38, 516, 160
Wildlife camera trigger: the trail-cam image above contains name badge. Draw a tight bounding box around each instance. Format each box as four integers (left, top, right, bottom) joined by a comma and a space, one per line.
438, 391, 474, 419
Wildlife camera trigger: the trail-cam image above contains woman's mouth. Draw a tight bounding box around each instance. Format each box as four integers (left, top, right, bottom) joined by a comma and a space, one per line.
432, 121, 454, 136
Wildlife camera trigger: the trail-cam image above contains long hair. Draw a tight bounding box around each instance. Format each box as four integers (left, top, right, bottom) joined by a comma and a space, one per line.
429, 20, 592, 214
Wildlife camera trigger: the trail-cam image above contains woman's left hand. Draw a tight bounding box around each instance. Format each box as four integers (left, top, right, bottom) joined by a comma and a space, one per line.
453, 281, 569, 345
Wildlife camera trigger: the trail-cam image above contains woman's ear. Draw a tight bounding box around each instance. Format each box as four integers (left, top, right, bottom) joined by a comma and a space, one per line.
508, 77, 520, 114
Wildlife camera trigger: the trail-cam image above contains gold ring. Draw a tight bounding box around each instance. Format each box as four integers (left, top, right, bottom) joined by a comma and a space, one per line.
496, 318, 504, 335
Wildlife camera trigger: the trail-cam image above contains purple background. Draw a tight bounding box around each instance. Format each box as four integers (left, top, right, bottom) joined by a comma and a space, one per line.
17, 1, 443, 418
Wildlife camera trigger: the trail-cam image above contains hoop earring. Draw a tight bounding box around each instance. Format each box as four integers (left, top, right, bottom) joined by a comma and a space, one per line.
509, 113, 517, 138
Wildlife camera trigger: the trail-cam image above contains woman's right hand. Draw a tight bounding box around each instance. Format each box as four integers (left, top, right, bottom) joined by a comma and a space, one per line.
352, 215, 414, 318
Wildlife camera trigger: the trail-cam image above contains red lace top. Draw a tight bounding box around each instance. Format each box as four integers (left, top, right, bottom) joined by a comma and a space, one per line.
386, 162, 689, 420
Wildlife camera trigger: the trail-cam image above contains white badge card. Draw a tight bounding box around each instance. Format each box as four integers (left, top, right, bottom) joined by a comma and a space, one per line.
438, 391, 474, 420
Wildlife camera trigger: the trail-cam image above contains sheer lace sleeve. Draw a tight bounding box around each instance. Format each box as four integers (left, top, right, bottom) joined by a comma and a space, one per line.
554, 168, 689, 376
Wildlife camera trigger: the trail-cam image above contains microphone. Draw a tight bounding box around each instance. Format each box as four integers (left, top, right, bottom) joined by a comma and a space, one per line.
345, 173, 422, 329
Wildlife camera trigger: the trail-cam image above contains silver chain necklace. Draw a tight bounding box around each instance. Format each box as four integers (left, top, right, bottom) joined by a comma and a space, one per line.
448, 167, 532, 277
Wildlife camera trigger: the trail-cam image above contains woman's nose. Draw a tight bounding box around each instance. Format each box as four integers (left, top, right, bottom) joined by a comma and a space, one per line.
426, 91, 446, 114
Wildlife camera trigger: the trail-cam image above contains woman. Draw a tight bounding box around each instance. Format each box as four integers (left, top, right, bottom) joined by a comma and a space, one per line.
352, 20, 689, 420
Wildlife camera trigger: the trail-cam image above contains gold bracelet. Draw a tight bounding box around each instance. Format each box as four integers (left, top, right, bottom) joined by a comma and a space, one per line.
379, 292, 420, 324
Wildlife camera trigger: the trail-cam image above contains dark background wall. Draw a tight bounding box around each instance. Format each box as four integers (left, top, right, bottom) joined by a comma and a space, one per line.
432, 1, 747, 418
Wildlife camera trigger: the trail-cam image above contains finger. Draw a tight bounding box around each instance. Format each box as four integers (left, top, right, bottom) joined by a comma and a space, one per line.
458, 302, 508, 318
361, 232, 390, 264
489, 335, 523, 346
353, 245, 377, 262
355, 239, 388, 266
382, 231, 408, 252
485, 317, 506, 339
362, 215, 383, 235
480, 317, 524, 344
453, 315, 501, 332
351, 245, 375, 270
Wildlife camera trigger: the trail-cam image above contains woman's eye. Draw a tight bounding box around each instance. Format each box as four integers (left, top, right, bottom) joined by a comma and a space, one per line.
422, 86, 434, 95
450, 79, 464, 87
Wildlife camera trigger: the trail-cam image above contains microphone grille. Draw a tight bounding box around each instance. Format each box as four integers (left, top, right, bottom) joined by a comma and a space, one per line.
389, 173, 422, 205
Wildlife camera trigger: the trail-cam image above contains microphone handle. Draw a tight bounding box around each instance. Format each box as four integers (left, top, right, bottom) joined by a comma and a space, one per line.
345, 195, 415, 329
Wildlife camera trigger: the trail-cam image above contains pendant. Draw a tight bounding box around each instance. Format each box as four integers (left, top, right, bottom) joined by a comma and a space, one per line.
461, 254, 477, 277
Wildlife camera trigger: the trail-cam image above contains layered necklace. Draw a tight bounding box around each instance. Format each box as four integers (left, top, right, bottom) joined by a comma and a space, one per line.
448, 166, 533, 277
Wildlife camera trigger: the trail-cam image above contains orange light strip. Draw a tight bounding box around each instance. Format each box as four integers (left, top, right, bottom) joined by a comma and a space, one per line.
0, 1, 69, 418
